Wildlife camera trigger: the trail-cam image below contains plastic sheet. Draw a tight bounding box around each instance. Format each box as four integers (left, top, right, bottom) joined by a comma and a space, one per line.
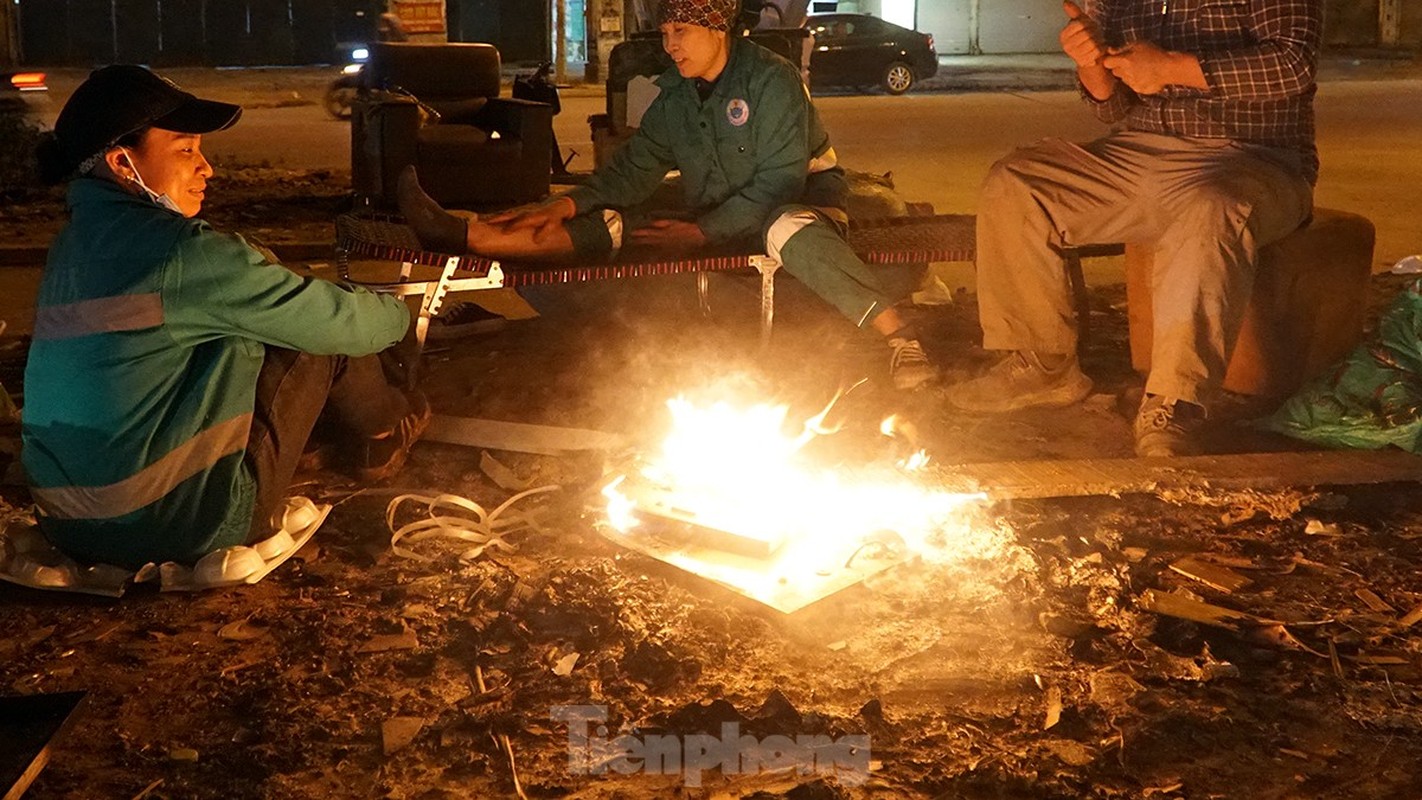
1262, 280, 1422, 452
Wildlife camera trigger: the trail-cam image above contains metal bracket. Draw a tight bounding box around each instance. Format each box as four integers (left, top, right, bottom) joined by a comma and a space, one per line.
414, 256, 461, 346
749, 254, 781, 351
696, 272, 711, 316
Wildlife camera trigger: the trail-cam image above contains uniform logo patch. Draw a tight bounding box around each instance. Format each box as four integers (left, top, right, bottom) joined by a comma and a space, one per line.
726, 98, 750, 127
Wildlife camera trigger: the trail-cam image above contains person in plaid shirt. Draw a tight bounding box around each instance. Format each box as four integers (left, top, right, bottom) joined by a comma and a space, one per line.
947, 0, 1320, 457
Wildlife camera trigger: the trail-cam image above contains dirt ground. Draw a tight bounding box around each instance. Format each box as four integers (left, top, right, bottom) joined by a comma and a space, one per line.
4, 170, 1422, 799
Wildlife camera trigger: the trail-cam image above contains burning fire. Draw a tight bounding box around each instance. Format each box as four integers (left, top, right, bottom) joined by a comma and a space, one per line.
602, 394, 1000, 608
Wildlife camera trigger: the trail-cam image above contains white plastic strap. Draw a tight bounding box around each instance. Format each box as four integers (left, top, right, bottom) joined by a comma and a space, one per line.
386, 486, 559, 562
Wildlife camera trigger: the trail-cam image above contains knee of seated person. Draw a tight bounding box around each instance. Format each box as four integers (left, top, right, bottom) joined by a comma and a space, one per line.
764, 207, 822, 263
982, 142, 1072, 195
567, 208, 624, 257
1171, 183, 1256, 231
981, 153, 1034, 201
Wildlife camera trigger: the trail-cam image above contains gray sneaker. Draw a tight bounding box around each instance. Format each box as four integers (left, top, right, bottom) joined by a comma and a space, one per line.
889, 337, 937, 390
944, 351, 1092, 413
1133, 395, 1206, 457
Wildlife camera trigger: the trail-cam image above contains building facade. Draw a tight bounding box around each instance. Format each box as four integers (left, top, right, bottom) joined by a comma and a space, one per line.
9, 0, 1422, 67
819, 0, 1422, 54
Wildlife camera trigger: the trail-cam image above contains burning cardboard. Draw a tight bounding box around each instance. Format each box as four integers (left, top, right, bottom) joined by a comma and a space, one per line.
600, 395, 986, 613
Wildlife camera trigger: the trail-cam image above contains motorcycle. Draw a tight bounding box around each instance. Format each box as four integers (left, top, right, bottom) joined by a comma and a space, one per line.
323, 43, 370, 120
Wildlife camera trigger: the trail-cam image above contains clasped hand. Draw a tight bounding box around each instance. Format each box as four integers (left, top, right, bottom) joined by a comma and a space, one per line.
1101, 41, 1182, 96
484, 195, 578, 242
1060, 1, 1195, 96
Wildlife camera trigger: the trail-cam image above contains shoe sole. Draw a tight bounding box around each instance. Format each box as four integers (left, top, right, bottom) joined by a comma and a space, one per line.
1134, 437, 1205, 458
946, 372, 1093, 413
425, 318, 508, 341
893, 366, 938, 391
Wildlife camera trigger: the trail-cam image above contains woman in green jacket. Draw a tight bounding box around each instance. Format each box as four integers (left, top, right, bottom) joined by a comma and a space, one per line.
400, 0, 936, 390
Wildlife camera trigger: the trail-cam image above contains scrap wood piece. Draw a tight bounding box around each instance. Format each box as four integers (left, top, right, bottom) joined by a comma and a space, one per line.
1355, 588, 1396, 614
1195, 553, 1266, 570
1042, 685, 1062, 731
1328, 639, 1344, 678
1345, 653, 1411, 666
475, 665, 529, 800
1, 691, 87, 800
1042, 739, 1095, 767
938, 449, 1422, 501
359, 630, 419, 653
1399, 602, 1422, 628
479, 451, 531, 491
1138, 589, 1280, 631
1169, 556, 1253, 594
423, 415, 623, 456
381, 717, 425, 756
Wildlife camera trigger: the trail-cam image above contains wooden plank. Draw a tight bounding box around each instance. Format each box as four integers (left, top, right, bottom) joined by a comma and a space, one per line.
1169, 557, 1252, 594
1, 692, 87, 800
1137, 589, 1276, 631
1356, 588, 1396, 614
1381, 0, 1402, 45
937, 450, 1422, 501
423, 415, 623, 456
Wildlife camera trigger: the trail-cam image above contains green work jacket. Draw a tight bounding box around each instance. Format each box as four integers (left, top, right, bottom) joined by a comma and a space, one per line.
22, 178, 410, 569
568, 37, 836, 244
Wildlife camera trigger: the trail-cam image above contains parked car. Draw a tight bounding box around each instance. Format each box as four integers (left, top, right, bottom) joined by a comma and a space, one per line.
806, 14, 937, 95
0, 70, 48, 113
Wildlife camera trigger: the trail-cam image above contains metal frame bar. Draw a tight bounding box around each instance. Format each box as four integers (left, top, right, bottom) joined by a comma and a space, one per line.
749, 254, 782, 350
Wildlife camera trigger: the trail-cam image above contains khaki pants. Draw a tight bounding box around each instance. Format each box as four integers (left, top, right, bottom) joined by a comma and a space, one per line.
976, 131, 1314, 404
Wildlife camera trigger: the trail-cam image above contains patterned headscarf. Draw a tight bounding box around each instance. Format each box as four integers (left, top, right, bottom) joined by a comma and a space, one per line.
657, 0, 741, 31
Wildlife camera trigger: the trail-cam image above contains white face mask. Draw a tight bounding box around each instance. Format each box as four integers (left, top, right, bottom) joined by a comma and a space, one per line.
119, 147, 184, 215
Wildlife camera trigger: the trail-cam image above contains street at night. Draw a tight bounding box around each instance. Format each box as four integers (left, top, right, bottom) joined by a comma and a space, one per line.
5, 3, 1422, 799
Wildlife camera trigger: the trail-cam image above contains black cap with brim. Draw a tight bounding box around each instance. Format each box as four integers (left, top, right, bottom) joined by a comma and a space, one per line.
151, 95, 243, 136
38, 64, 242, 183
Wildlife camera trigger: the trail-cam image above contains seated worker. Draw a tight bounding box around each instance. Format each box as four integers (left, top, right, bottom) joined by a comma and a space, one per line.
23, 65, 431, 570
397, 0, 936, 390
946, 0, 1319, 456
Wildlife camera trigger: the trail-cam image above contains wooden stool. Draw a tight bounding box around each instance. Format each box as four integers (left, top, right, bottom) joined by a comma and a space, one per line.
1125, 207, 1375, 398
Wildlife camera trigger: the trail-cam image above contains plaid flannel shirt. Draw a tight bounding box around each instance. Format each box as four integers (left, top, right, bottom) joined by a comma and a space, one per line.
1083, 0, 1320, 183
